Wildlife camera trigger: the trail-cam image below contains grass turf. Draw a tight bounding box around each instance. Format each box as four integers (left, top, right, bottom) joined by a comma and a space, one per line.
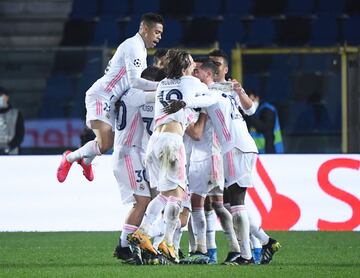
0, 231, 359, 277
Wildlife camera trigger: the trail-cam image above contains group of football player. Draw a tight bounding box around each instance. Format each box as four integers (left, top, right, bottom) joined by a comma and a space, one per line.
56, 13, 280, 266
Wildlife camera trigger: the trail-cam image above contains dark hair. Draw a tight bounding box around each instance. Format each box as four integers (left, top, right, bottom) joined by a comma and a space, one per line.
208, 49, 229, 66
164, 49, 192, 79
141, 66, 166, 82
193, 56, 210, 63
153, 48, 168, 66
141, 13, 164, 27
199, 60, 218, 77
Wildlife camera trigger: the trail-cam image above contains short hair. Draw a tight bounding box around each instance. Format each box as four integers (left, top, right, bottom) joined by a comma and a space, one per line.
141, 66, 166, 82
198, 60, 218, 77
153, 48, 168, 66
193, 56, 210, 63
194, 57, 218, 76
164, 49, 192, 79
208, 49, 229, 66
141, 13, 164, 27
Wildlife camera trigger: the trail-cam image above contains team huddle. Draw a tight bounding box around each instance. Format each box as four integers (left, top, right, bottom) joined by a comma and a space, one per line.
56, 13, 280, 265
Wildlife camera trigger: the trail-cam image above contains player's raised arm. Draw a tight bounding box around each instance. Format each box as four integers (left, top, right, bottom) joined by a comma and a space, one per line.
232, 79, 256, 115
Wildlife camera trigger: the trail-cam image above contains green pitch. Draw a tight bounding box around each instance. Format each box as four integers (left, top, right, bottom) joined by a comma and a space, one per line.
1, 231, 359, 277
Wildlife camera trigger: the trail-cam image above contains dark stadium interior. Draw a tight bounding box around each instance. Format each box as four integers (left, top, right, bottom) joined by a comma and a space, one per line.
0, 0, 359, 153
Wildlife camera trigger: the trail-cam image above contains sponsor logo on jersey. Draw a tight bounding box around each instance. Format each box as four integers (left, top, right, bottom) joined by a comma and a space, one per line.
133, 59, 141, 67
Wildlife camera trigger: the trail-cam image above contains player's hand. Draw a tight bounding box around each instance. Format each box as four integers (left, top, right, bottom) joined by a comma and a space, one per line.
114, 100, 121, 112
232, 79, 246, 94
162, 99, 186, 114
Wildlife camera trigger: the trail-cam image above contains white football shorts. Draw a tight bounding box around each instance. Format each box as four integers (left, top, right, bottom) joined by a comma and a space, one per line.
223, 148, 257, 188
113, 147, 151, 204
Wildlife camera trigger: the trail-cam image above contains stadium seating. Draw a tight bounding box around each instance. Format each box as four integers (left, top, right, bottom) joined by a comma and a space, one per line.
159, 17, 182, 47
70, 0, 99, 19
40, 74, 76, 118
246, 17, 275, 46
343, 16, 360, 44
132, 0, 160, 15
345, 0, 360, 15
274, 16, 312, 46
100, 0, 129, 16
4, 0, 360, 122
159, 0, 194, 17
60, 18, 97, 46
182, 17, 221, 47
223, 0, 252, 17
316, 0, 345, 16
285, 0, 315, 16
193, 0, 223, 16
218, 16, 245, 47
92, 16, 120, 47
252, 0, 287, 16
310, 15, 339, 46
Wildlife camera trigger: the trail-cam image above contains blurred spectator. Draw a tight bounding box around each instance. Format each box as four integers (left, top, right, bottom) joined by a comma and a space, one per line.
245, 90, 284, 154
0, 87, 25, 155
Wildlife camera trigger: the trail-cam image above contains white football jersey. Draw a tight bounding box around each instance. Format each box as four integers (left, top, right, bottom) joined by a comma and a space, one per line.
88, 33, 147, 101
153, 76, 216, 133
190, 110, 218, 162
114, 88, 148, 154
206, 89, 257, 153
139, 101, 155, 150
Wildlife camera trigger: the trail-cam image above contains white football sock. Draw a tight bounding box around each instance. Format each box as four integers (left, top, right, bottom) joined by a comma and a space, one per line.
163, 196, 181, 246
250, 234, 262, 249
120, 224, 138, 247
248, 213, 269, 245
139, 194, 167, 235
66, 140, 101, 163
173, 219, 183, 251
231, 205, 252, 259
213, 202, 240, 252
83, 155, 96, 165
191, 207, 207, 254
151, 216, 166, 250
205, 210, 217, 250
187, 216, 197, 253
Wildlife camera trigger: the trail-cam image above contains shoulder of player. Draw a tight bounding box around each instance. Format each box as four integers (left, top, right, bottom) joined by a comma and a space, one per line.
158, 78, 181, 87
180, 76, 207, 88
118, 34, 142, 51
180, 75, 200, 82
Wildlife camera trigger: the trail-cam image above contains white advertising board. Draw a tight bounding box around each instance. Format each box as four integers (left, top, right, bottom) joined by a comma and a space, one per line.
0, 154, 359, 231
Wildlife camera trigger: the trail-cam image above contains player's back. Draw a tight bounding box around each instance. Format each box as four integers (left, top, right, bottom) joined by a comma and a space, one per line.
206, 89, 236, 153
114, 88, 147, 153
154, 76, 209, 133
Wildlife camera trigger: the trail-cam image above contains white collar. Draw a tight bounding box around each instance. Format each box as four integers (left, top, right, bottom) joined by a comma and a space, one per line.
135, 32, 146, 51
